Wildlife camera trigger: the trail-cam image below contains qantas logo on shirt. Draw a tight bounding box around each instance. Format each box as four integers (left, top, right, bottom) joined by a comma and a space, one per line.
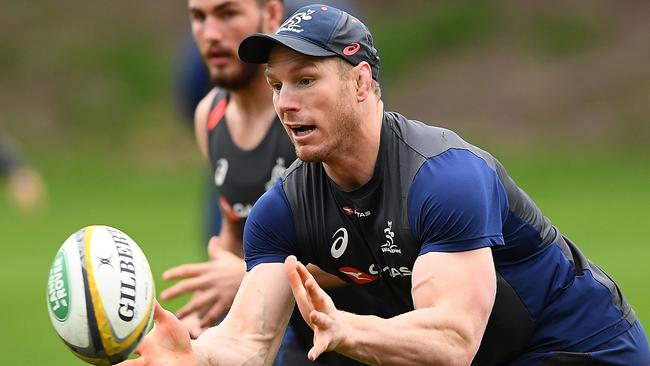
369, 264, 412, 278
338, 267, 379, 284
219, 196, 252, 221
342, 206, 371, 218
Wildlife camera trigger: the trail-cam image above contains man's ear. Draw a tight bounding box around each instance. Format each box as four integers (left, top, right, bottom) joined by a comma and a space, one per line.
353, 62, 373, 102
262, 0, 284, 34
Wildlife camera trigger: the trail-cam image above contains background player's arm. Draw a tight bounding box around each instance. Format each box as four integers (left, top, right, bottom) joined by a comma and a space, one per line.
192, 87, 248, 257
286, 248, 496, 365
194, 88, 218, 161
1, 134, 47, 212
307, 263, 346, 288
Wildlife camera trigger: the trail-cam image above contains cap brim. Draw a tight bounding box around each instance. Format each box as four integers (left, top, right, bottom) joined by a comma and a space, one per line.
239, 33, 337, 64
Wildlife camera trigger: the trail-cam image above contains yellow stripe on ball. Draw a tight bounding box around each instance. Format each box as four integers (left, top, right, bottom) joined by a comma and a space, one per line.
84, 225, 125, 356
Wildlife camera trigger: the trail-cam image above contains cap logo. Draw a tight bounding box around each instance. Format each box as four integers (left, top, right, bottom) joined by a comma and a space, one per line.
343, 43, 361, 56
278, 9, 315, 34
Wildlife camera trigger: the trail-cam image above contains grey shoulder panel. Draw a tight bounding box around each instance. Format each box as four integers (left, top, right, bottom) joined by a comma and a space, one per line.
281, 158, 304, 182
385, 111, 556, 245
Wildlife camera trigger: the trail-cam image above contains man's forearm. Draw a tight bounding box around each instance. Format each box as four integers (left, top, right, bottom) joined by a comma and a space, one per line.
193, 327, 279, 366
336, 307, 481, 366
192, 264, 295, 366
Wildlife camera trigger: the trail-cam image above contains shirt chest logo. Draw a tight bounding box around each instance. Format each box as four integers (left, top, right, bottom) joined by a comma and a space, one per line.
330, 227, 348, 258
265, 158, 287, 191
342, 206, 371, 218
214, 158, 228, 187
338, 266, 379, 284
380, 221, 401, 254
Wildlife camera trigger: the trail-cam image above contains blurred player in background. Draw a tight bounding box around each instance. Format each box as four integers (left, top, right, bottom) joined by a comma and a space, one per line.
172, 0, 360, 241
0, 132, 47, 213
164, 1, 378, 365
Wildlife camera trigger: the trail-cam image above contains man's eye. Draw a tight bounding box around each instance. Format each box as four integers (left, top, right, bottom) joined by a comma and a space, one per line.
270, 83, 282, 92
190, 11, 205, 22
221, 10, 237, 19
299, 78, 314, 86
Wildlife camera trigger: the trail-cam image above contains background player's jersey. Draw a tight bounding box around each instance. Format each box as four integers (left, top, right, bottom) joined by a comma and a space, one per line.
244, 111, 637, 365
206, 89, 296, 227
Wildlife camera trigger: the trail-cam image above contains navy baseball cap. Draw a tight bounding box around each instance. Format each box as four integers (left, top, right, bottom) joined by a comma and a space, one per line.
238, 4, 380, 80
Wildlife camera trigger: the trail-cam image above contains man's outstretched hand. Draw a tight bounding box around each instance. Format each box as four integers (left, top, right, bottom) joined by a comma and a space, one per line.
116, 301, 197, 366
284, 256, 346, 361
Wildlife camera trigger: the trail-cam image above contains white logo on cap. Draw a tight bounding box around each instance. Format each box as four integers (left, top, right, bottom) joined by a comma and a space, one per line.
278, 9, 315, 34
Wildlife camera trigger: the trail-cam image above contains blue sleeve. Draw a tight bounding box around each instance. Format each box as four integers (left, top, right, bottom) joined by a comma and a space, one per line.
243, 180, 298, 271
407, 149, 507, 255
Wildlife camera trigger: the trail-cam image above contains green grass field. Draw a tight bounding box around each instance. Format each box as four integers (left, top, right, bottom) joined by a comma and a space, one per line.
1, 149, 648, 365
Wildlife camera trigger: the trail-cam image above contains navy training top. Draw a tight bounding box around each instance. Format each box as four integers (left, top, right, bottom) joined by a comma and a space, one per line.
244, 111, 636, 365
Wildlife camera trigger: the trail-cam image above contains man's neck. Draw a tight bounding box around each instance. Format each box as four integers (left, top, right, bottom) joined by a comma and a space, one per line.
323, 101, 384, 192
224, 72, 277, 150
228, 72, 275, 124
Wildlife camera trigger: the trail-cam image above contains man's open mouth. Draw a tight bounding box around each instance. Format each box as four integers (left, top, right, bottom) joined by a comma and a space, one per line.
290, 125, 316, 137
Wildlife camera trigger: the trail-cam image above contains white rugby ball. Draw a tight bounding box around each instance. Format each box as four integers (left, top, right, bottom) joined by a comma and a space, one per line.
46, 225, 155, 365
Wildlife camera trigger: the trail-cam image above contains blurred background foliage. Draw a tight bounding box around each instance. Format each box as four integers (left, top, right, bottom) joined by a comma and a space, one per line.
1, 1, 649, 365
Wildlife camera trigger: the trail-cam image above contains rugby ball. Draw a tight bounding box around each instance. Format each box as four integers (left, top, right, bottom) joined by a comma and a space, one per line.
46, 225, 155, 365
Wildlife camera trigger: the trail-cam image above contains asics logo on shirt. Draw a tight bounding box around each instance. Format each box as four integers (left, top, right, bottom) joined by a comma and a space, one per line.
330, 227, 349, 258
214, 158, 228, 187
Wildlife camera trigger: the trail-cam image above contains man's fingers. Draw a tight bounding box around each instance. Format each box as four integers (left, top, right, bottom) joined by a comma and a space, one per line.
308, 312, 333, 362
304, 278, 329, 311
200, 301, 229, 328
178, 312, 206, 339
176, 290, 215, 318
207, 236, 221, 259
284, 256, 306, 297
160, 276, 211, 301
295, 258, 316, 286
153, 300, 172, 324
189, 325, 206, 340
309, 310, 331, 329
308, 340, 327, 362
163, 262, 211, 281
115, 357, 147, 366
285, 256, 314, 321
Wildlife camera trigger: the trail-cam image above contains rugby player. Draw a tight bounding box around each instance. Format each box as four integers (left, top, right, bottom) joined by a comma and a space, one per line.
161, 1, 376, 365
124, 4, 650, 365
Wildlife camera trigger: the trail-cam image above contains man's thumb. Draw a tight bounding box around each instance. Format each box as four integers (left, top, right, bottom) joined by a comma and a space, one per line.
208, 236, 221, 259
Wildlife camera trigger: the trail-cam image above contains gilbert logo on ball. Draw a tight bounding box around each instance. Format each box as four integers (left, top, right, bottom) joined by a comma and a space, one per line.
47, 225, 155, 365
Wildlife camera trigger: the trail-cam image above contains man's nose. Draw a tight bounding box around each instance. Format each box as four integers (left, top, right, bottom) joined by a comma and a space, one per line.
275, 86, 300, 117
203, 16, 223, 42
